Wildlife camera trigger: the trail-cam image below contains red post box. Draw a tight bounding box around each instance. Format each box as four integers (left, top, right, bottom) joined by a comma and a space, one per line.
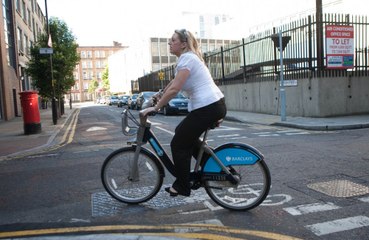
19, 91, 42, 135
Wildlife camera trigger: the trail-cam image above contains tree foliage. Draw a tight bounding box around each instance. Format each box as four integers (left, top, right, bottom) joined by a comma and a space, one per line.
26, 17, 80, 99
88, 79, 99, 94
101, 66, 110, 91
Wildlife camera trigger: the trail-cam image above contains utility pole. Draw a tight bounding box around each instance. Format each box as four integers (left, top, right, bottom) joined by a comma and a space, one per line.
316, 0, 324, 72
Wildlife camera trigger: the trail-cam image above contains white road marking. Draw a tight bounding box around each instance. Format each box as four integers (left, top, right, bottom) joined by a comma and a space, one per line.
217, 134, 240, 138
70, 218, 91, 223
262, 194, 292, 206
228, 136, 248, 140
305, 216, 369, 236
276, 129, 302, 133
26, 153, 59, 159
283, 202, 340, 216
252, 132, 272, 135
86, 126, 107, 132
155, 126, 174, 136
359, 196, 369, 203
285, 132, 310, 135
252, 130, 310, 137
212, 126, 242, 131
258, 134, 280, 137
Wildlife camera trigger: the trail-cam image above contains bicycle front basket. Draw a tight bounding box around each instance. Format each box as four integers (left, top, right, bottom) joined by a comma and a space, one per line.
121, 109, 138, 136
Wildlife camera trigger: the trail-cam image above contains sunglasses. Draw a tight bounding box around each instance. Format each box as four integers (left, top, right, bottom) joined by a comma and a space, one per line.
175, 29, 188, 42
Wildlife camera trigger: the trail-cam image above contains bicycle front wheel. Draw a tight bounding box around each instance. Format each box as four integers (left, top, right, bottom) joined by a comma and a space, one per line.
101, 146, 164, 204
204, 160, 271, 211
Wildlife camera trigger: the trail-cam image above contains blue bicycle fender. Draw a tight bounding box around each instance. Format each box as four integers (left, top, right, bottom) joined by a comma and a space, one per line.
203, 143, 264, 173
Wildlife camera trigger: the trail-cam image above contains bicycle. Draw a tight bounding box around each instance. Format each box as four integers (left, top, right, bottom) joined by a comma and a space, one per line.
101, 108, 271, 211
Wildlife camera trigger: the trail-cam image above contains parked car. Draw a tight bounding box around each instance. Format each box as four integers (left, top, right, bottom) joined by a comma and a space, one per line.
127, 94, 139, 109
108, 95, 119, 106
100, 96, 109, 104
95, 97, 102, 104
117, 95, 130, 107
136, 91, 156, 110
158, 92, 189, 115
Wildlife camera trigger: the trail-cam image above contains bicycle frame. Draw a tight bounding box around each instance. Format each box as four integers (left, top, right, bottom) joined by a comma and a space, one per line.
127, 111, 243, 184
103, 108, 270, 210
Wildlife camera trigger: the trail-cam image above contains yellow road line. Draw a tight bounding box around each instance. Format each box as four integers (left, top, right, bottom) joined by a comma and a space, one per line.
0, 109, 80, 161
60, 108, 80, 146
0, 224, 302, 240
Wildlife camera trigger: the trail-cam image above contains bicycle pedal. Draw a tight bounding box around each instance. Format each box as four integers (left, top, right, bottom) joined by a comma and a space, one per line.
190, 181, 202, 190
127, 138, 137, 145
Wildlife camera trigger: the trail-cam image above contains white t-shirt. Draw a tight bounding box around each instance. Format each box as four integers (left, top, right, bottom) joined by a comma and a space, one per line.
176, 52, 224, 112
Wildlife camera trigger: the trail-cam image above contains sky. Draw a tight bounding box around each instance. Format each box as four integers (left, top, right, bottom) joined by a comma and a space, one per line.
38, 0, 367, 46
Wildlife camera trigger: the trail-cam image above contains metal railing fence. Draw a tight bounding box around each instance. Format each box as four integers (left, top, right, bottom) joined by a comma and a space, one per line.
138, 13, 368, 91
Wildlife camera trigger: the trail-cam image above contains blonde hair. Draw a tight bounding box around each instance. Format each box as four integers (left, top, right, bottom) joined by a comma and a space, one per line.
175, 29, 204, 62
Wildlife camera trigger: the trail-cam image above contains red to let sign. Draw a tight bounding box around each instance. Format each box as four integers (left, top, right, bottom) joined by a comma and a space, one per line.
325, 25, 354, 69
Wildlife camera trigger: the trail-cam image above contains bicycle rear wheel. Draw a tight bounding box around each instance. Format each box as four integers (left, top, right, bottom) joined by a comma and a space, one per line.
204, 160, 271, 211
101, 146, 164, 204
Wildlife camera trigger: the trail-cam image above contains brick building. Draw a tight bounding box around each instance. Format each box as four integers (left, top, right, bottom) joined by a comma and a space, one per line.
70, 43, 125, 102
0, 0, 45, 121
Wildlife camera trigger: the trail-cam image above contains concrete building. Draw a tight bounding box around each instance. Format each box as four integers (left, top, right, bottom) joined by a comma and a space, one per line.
107, 36, 240, 95
0, 0, 46, 121
108, 43, 151, 95
71, 43, 125, 102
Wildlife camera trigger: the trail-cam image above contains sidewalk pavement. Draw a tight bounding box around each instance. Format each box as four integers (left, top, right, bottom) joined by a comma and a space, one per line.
1, 102, 369, 161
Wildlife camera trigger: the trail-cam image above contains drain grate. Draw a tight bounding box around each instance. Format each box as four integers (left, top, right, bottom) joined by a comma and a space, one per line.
307, 179, 369, 198
92, 186, 209, 217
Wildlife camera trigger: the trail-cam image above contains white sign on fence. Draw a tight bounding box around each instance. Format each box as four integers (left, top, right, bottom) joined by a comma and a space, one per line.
325, 25, 354, 69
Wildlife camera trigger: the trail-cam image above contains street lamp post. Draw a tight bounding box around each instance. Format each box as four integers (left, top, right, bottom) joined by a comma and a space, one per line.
44, 0, 57, 124
271, 31, 291, 121
278, 30, 286, 121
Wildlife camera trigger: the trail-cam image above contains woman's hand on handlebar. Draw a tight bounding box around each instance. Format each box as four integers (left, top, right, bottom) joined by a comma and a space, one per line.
140, 106, 157, 117
152, 91, 163, 104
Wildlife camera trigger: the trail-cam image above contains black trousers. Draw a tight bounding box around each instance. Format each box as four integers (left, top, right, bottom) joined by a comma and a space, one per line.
170, 98, 227, 195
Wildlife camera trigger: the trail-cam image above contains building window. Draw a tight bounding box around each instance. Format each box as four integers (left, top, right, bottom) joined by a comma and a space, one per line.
100, 60, 106, 68
15, 0, 20, 12
97, 72, 102, 79
87, 51, 92, 58
80, 51, 86, 58
21, 0, 26, 20
2, 0, 16, 67
24, 34, 29, 55
74, 82, 79, 90
17, 27, 24, 53
28, 9, 31, 26
87, 61, 92, 69
89, 71, 94, 79
214, 16, 220, 25
73, 72, 79, 80
160, 41, 167, 56
94, 50, 100, 58
151, 40, 158, 56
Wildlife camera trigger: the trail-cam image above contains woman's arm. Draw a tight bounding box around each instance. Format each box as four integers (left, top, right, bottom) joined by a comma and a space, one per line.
140, 69, 190, 116
154, 69, 190, 111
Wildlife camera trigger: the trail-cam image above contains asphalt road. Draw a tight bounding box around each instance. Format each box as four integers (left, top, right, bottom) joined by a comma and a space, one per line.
0, 104, 368, 239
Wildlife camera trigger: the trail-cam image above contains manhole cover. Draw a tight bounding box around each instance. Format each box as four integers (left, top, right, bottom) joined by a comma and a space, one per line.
307, 179, 369, 198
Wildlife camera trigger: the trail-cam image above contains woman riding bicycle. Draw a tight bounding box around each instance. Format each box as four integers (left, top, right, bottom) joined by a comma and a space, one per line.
141, 29, 226, 197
